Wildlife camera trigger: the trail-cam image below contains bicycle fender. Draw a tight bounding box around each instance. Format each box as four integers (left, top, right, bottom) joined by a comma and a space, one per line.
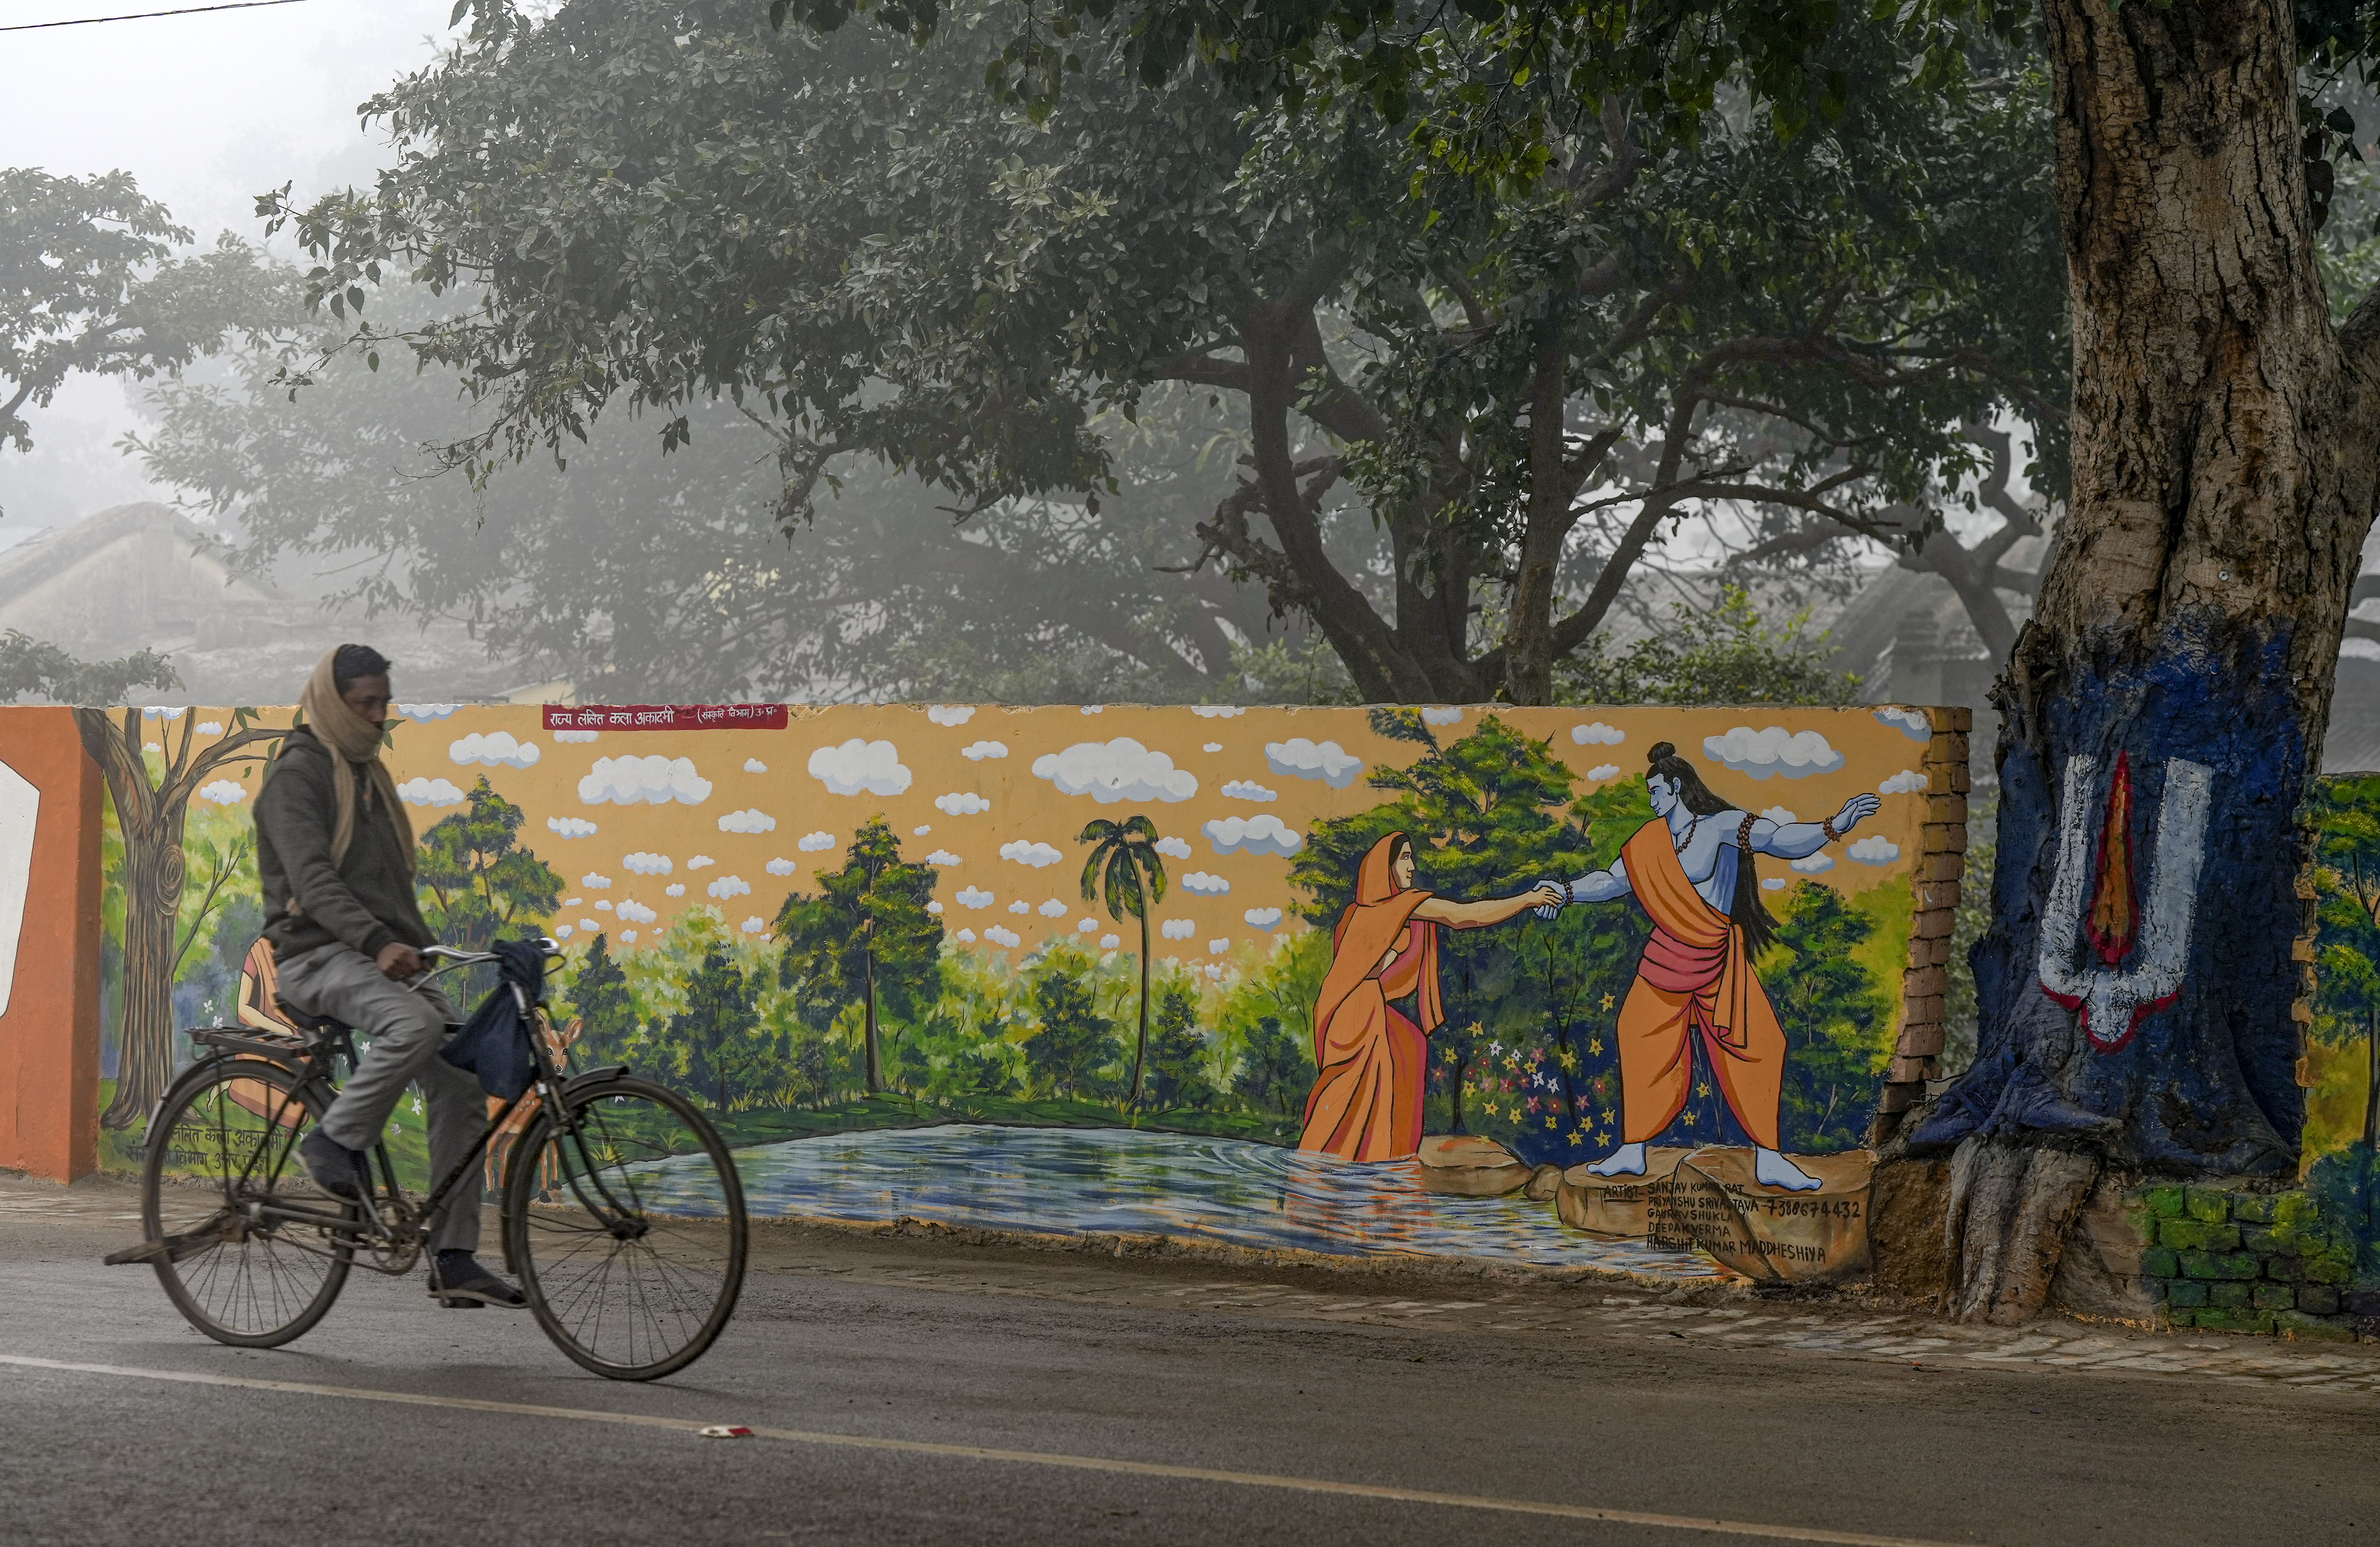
558, 1066, 631, 1100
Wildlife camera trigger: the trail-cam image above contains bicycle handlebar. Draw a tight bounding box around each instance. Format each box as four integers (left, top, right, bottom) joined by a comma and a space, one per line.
420, 938, 563, 967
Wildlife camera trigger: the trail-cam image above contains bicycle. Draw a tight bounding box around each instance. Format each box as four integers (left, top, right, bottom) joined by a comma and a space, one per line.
111, 938, 749, 1381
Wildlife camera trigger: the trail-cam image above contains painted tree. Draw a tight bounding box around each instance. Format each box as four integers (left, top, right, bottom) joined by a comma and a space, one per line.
773, 817, 942, 1092
1143, 976, 1212, 1113
563, 930, 638, 1071
75, 708, 285, 1128
415, 776, 563, 952
669, 950, 764, 1111
1078, 814, 1169, 1106
1900, 1, 2380, 1324
1022, 947, 1122, 1100
2310, 776, 2380, 1153
1764, 883, 1895, 1155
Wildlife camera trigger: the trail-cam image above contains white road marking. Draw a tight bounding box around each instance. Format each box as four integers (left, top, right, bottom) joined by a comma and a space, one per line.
0, 1352, 1981, 1546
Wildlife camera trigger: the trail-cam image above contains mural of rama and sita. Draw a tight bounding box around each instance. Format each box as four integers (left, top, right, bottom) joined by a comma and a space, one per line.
9, 696, 1977, 1284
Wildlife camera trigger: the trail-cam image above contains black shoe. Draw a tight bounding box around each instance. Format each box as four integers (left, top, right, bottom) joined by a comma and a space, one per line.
431, 1251, 527, 1309
298, 1130, 370, 1201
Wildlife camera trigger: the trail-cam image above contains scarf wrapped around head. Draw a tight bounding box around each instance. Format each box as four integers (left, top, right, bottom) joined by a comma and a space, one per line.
297, 647, 413, 873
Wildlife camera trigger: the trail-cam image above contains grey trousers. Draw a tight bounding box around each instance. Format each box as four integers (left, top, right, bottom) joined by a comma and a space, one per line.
276, 944, 483, 1255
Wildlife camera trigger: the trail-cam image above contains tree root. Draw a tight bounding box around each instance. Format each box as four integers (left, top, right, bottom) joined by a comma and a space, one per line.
1945, 1136, 2101, 1324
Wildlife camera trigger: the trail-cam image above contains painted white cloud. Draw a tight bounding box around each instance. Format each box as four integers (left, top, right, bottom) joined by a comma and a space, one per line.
619, 930, 639, 944
197, 779, 246, 806
1038, 898, 1070, 918
955, 886, 995, 908
1220, 779, 1277, 803
547, 816, 597, 839
1421, 706, 1464, 726
1874, 707, 1934, 742
1702, 726, 1845, 780
1208, 939, 1231, 955
766, 857, 797, 876
1001, 840, 1064, 869
913, 826, 931, 836
1181, 871, 1231, 897
397, 777, 468, 808
1008, 901, 1030, 914
143, 707, 185, 720
1080, 705, 1105, 714
553, 728, 599, 744
707, 875, 752, 899
1077, 917, 1099, 934
1571, 721, 1625, 746
961, 740, 1009, 761
581, 872, 613, 889
1877, 769, 1928, 796
1763, 877, 1788, 891
623, 852, 674, 875
563, 897, 581, 907
1760, 806, 1798, 826
717, 808, 777, 833
581, 754, 713, 805
742, 917, 768, 934
986, 926, 1022, 949
1244, 907, 1282, 930
554, 925, 575, 940
616, 900, 659, 925
1100, 933, 1120, 950
935, 791, 992, 815
808, 738, 910, 797
687, 855, 714, 870
578, 918, 600, 932
1585, 764, 1620, 782
743, 757, 768, 774
1191, 706, 1245, 718
1847, 835, 1902, 866
927, 705, 976, 726
1203, 815, 1304, 857
925, 849, 962, 867
798, 832, 836, 853
1161, 918, 1196, 940
194, 721, 222, 736
1203, 742, 1223, 753
1205, 964, 1223, 981
1032, 738, 1198, 803
451, 731, 540, 769
665, 884, 686, 897
955, 929, 977, 944
396, 704, 458, 720
1265, 738, 1362, 788
1154, 835, 1192, 859
1790, 853, 1835, 874
595, 900, 613, 912
928, 901, 945, 916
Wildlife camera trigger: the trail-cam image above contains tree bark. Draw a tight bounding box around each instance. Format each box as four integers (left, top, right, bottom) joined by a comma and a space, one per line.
1900, 0, 2380, 1322
862, 941, 883, 1093
1129, 906, 1150, 1108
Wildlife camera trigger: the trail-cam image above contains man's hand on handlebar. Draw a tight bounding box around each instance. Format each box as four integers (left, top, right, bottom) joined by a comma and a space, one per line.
375, 942, 424, 980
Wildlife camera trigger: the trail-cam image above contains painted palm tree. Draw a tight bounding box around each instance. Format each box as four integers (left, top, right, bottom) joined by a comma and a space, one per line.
1079, 815, 1169, 1107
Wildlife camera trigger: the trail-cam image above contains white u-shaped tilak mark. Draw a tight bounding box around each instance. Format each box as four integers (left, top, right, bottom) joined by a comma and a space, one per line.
2036, 754, 2214, 1050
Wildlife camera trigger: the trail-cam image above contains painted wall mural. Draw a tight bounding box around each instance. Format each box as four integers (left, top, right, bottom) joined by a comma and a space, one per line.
92, 701, 1965, 1282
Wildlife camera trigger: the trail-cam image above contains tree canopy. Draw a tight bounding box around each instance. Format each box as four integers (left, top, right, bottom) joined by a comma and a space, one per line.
273, 0, 2065, 705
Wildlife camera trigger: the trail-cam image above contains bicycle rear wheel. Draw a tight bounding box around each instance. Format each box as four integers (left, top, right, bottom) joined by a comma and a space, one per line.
503, 1074, 747, 1380
141, 1058, 355, 1347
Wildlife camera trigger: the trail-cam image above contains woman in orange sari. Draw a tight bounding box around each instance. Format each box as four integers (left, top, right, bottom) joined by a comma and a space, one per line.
1297, 834, 1564, 1162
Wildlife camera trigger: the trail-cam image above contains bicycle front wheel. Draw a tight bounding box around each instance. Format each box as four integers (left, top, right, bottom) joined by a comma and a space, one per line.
503, 1074, 747, 1380
141, 1058, 354, 1347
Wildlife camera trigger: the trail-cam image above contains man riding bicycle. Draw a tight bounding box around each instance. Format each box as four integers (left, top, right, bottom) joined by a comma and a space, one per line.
255, 643, 525, 1309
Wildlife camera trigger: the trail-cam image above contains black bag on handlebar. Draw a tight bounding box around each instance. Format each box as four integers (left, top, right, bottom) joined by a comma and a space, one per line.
438, 938, 548, 1101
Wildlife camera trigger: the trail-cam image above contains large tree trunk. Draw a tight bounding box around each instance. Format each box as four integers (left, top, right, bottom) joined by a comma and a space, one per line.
1128, 907, 1150, 1108
108, 816, 185, 1130
862, 946, 883, 1093
1901, 0, 2380, 1323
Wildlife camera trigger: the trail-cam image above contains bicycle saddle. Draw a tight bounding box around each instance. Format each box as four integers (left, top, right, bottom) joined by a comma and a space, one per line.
273, 997, 353, 1041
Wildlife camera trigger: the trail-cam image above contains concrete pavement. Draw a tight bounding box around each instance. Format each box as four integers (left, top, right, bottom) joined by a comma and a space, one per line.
0, 1173, 2373, 1547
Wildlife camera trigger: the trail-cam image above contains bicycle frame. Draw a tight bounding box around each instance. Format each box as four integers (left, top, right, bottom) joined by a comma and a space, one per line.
171, 942, 645, 1267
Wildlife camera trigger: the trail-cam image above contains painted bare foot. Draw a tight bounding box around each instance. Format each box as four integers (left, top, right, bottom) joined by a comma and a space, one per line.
1754, 1148, 1823, 1191
1585, 1142, 1647, 1178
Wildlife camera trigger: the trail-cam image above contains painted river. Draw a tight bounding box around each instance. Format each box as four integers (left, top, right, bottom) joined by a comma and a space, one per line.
640, 1123, 1717, 1276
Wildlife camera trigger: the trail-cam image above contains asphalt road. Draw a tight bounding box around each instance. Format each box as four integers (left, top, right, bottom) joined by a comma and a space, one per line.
0, 1184, 2373, 1547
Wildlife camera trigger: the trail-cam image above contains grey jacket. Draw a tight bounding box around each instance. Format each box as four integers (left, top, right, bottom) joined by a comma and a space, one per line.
254, 727, 434, 963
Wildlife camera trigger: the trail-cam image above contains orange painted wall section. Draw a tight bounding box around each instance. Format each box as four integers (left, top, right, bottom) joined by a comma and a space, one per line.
0, 709, 102, 1182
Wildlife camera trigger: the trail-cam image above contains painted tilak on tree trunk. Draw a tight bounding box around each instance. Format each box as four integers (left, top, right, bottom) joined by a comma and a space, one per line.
2037, 750, 2212, 1053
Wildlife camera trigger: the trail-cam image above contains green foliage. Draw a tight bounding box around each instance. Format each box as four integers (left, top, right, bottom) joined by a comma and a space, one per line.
1024, 942, 1124, 1099
1143, 972, 1215, 1113
414, 775, 563, 952
1230, 1014, 1312, 1119
774, 817, 943, 1090
2309, 775, 2380, 1149
270, 0, 2065, 704
1554, 585, 1859, 707
1762, 883, 1896, 1153
668, 950, 771, 1110
0, 631, 178, 706
1080, 813, 1168, 1101
564, 929, 638, 1069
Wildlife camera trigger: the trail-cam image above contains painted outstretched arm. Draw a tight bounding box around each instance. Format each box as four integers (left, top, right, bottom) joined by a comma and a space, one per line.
1751, 794, 1882, 859
1414, 882, 1568, 930
1529, 858, 1631, 918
